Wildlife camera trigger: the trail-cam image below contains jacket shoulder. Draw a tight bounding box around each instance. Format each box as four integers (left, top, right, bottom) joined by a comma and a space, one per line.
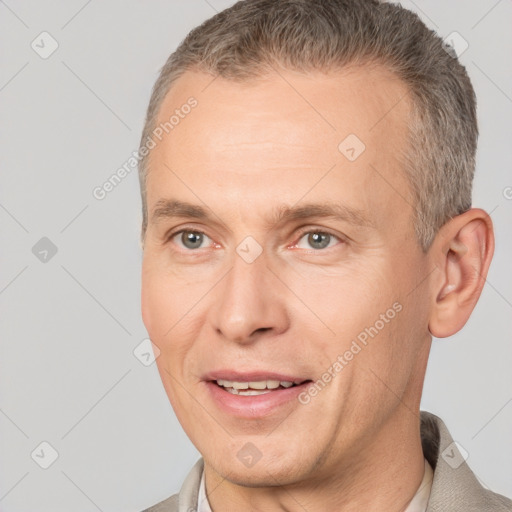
422, 412, 512, 512
484, 491, 512, 511
142, 459, 204, 512
142, 493, 179, 512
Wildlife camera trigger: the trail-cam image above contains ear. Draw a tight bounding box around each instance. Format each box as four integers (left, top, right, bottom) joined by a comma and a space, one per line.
428, 208, 494, 338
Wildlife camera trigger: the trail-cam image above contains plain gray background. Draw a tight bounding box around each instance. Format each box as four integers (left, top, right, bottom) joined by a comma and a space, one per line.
0, 1, 511, 511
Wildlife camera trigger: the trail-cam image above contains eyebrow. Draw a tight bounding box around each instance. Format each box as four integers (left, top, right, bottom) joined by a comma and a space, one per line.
150, 199, 374, 229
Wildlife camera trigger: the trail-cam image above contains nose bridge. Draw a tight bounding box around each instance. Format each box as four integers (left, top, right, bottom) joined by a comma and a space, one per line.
210, 247, 288, 343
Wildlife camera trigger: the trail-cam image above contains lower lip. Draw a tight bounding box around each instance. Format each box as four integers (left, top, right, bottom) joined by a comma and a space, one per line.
205, 381, 311, 418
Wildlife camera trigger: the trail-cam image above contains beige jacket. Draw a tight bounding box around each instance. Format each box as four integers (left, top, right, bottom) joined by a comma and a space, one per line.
144, 412, 512, 511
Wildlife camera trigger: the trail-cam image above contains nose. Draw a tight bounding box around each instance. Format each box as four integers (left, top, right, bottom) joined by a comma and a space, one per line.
209, 249, 290, 344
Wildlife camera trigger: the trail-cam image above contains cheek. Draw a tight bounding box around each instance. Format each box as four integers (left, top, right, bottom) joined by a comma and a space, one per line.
312, 260, 394, 329
141, 268, 165, 337
308, 261, 407, 379
141, 261, 184, 341
141, 262, 208, 361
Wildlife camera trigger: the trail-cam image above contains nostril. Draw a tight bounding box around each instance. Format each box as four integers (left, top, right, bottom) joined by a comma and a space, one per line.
255, 327, 272, 334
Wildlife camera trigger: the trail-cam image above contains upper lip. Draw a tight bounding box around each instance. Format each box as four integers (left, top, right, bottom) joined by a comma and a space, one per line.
203, 370, 309, 385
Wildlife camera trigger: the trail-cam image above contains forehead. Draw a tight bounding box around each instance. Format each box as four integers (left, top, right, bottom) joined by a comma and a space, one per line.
146, 66, 413, 232
154, 65, 410, 151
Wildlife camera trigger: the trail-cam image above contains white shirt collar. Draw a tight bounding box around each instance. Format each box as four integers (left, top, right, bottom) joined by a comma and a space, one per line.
197, 459, 433, 512
197, 468, 211, 512
403, 459, 434, 512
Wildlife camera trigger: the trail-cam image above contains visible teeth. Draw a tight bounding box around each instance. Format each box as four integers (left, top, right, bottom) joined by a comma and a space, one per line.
248, 381, 267, 389
231, 381, 249, 390
225, 387, 271, 396
239, 389, 272, 396
216, 379, 297, 390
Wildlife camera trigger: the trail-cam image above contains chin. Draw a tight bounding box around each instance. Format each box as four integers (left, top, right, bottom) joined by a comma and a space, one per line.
208, 446, 311, 488
223, 466, 303, 488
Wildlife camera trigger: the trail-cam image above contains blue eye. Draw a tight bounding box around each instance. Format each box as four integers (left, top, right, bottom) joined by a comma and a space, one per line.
297, 231, 339, 250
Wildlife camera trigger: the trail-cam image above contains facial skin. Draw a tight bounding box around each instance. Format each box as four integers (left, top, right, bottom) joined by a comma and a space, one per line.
141, 67, 494, 511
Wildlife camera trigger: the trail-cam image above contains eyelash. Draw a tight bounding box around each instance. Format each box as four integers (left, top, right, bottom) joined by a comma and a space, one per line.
167, 226, 344, 251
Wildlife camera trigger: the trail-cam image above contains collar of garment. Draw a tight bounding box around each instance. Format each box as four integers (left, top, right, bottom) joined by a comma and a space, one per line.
196, 458, 433, 512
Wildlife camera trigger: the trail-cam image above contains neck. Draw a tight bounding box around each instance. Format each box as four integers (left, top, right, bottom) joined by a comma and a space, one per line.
205, 410, 426, 512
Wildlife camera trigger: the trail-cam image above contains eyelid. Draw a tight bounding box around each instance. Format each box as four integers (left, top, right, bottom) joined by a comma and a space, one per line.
165, 224, 209, 241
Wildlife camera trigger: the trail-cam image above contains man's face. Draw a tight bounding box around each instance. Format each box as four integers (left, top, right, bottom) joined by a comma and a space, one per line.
141, 67, 433, 486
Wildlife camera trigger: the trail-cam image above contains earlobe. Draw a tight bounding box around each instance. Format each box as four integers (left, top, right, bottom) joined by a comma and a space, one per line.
428, 209, 494, 338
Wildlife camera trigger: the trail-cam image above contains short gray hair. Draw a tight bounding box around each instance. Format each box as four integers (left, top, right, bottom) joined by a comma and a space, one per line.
138, 0, 477, 250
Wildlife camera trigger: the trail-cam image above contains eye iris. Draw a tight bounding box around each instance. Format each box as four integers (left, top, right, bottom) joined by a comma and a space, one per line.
182, 231, 203, 249
308, 232, 330, 249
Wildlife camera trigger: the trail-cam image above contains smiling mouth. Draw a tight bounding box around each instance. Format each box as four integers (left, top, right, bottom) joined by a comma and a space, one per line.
214, 379, 309, 395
